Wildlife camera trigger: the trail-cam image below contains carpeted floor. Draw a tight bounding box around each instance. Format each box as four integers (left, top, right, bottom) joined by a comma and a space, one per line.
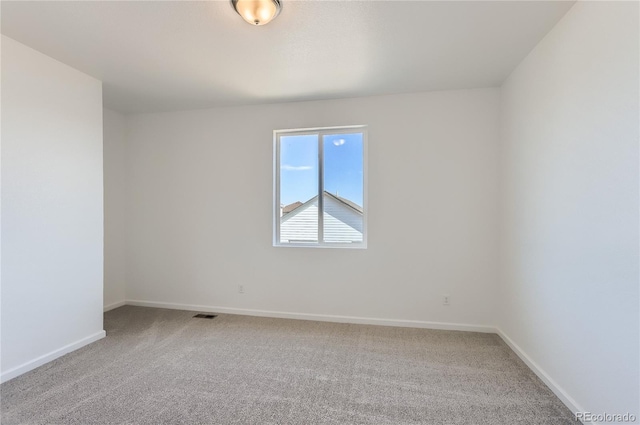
1, 306, 575, 424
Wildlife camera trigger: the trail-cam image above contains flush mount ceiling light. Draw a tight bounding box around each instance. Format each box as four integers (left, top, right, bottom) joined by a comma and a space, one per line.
231, 0, 282, 26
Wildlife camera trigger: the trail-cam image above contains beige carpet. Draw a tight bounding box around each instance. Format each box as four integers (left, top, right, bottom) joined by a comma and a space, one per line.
1, 306, 575, 424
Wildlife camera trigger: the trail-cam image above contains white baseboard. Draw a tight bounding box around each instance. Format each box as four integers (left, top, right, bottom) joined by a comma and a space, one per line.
496, 328, 587, 422
125, 299, 496, 333
1, 330, 106, 383
103, 300, 127, 312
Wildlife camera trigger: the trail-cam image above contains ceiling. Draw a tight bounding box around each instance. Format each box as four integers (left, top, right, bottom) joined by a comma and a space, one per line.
1, 0, 575, 113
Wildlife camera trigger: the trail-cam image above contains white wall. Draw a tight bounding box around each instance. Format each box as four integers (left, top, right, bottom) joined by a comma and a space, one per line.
499, 1, 639, 418
1, 36, 105, 381
125, 89, 500, 329
103, 108, 127, 310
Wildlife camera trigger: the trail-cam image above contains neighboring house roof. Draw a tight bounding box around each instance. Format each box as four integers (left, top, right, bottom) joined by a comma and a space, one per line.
281, 201, 303, 215
332, 193, 363, 214
283, 191, 362, 217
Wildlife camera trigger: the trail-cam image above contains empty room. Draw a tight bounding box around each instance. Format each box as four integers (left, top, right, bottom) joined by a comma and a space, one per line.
1, 0, 638, 424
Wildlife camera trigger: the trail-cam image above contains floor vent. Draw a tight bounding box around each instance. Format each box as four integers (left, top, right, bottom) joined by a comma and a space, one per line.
193, 314, 217, 319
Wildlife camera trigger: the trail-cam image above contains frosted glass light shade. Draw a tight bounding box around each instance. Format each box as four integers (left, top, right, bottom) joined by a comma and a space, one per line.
231, 0, 282, 26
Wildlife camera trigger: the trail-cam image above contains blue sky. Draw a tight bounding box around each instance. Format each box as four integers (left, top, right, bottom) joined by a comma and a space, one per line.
280, 132, 363, 207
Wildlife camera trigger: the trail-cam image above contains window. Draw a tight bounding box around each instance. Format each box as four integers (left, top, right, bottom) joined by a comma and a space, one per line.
274, 126, 367, 248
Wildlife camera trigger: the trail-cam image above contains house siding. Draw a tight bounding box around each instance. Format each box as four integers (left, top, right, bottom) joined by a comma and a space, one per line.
280, 195, 362, 243
322, 195, 363, 243
280, 202, 319, 242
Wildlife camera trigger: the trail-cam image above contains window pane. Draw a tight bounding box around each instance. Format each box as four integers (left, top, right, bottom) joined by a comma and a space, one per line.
279, 134, 318, 243
322, 133, 364, 243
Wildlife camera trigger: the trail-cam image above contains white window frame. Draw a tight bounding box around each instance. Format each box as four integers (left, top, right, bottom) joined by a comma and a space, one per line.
273, 125, 368, 249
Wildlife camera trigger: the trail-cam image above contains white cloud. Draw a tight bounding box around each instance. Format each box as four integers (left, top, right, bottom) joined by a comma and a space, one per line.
281, 164, 313, 171
333, 139, 346, 146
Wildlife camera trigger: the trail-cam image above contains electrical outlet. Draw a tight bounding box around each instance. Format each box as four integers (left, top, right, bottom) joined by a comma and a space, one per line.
443, 295, 450, 306
238, 284, 244, 294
